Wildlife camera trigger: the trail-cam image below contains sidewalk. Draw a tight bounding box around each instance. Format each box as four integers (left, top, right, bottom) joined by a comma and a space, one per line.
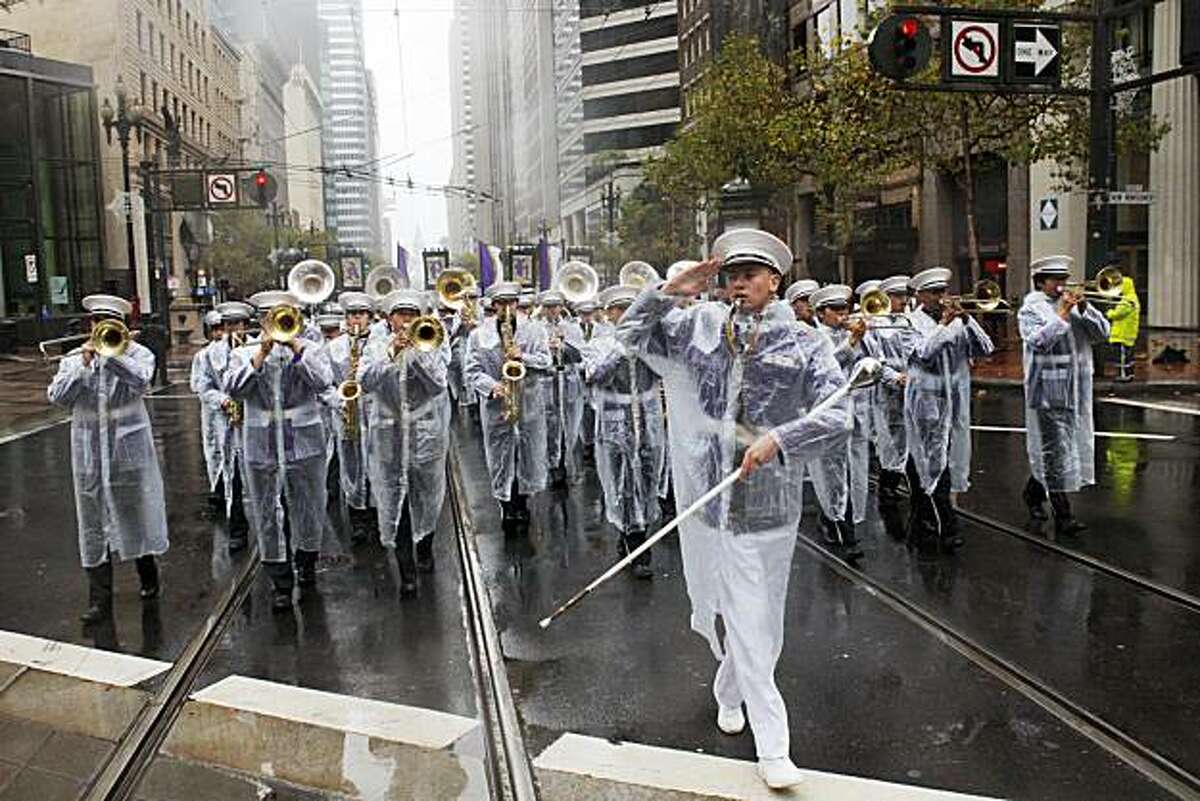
971, 330, 1200, 394
0, 343, 201, 441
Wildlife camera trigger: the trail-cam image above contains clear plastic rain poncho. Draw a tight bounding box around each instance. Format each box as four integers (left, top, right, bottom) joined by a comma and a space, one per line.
192, 335, 247, 518
359, 337, 451, 546
445, 314, 477, 407
904, 309, 994, 493
48, 342, 169, 568
224, 341, 334, 562
324, 333, 372, 510
463, 316, 553, 500
190, 343, 224, 492
544, 317, 587, 478
582, 331, 666, 533
617, 290, 849, 761
867, 324, 920, 472
808, 323, 868, 523
579, 319, 613, 446
1018, 292, 1110, 492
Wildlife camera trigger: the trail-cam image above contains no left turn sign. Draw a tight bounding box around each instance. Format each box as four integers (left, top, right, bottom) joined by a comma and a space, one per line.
948, 20, 1001, 78
206, 173, 238, 205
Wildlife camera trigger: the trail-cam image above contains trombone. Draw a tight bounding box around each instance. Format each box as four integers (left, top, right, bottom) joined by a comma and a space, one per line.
1065, 266, 1124, 304
39, 320, 136, 360
846, 289, 912, 329
944, 279, 1010, 313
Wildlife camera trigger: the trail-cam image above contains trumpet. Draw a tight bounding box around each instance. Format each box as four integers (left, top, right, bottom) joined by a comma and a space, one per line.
1065, 266, 1124, 304
263, 304, 304, 343
846, 289, 912, 329
944, 279, 1009, 313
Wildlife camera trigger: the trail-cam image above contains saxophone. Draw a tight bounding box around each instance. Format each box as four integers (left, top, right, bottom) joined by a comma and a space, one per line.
499, 308, 525, 425
227, 331, 245, 426
338, 333, 365, 440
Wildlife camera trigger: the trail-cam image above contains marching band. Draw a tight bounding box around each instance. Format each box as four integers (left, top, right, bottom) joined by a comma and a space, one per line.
48, 227, 1126, 791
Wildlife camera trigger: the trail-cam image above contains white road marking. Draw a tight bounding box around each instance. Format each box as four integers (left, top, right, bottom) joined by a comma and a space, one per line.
0, 630, 170, 687
1099, 397, 1200, 417
535, 732, 1002, 801
0, 417, 68, 446
972, 425, 1175, 441
191, 675, 478, 749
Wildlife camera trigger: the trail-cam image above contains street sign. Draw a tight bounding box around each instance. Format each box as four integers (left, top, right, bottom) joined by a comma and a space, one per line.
205, 173, 238, 205
1107, 190, 1155, 205
1039, 197, 1059, 230
948, 20, 1001, 79
24, 253, 37, 283
1011, 23, 1061, 83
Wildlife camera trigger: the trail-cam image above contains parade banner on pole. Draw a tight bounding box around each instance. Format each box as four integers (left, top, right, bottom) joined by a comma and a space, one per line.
537, 237, 551, 290
479, 241, 495, 289
397, 245, 410, 286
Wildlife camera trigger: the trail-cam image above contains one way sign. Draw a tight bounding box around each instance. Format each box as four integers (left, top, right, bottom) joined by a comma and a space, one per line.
1011, 23, 1061, 83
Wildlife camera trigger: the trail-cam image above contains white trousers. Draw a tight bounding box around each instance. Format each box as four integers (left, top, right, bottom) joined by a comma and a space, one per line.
710, 528, 796, 760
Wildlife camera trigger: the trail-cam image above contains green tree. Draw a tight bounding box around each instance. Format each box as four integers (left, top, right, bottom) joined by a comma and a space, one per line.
616, 183, 703, 269
200, 210, 277, 299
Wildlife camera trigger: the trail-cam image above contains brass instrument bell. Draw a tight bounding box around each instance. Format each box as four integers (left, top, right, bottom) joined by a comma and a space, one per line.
286, 259, 336, 306
619, 261, 661, 289
1066, 266, 1124, 303
554, 261, 599, 305
263, 304, 304, 343
945, 279, 1008, 312
407, 315, 446, 353
91, 318, 132, 358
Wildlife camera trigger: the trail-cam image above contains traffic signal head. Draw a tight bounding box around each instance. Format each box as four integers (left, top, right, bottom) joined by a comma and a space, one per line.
869, 15, 932, 81
246, 168, 277, 208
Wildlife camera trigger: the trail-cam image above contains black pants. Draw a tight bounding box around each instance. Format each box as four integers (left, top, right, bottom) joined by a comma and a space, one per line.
228, 461, 249, 541
906, 457, 954, 539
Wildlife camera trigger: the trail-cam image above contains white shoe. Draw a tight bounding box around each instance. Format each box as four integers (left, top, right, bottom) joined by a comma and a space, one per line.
758, 757, 805, 790
716, 704, 745, 735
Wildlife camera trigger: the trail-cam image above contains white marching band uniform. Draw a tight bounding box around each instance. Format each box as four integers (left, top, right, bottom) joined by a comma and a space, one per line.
618, 232, 849, 785
224, 292, 334, 597
192, 310, 225, 494
1019, 256, 1110, 523
360, 290, 453, 549
463, 282, 554, 506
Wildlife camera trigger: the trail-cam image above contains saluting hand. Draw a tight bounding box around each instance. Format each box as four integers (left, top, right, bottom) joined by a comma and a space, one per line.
664, 258, 719, 298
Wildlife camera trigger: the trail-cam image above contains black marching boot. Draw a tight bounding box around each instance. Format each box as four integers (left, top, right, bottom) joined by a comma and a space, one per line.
878, 470, 904, 508
626, 529, 653, 579
295, 549, 319, 587
415, 534, 435, 573
837, 520, 864, 563
394, 544, 418, 598
1023, 477, 1049, 521
265, 562, 294, 611
81, 561, 114, 624
135, 555, 160, 600
1050, 492, 1087, 536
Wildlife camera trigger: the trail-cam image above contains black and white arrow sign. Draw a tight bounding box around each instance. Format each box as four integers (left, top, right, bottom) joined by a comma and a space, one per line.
1012, 23, 1061, 82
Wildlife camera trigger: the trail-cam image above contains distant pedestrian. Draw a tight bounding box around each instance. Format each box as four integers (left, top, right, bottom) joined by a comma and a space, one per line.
1105, 276, 1140, 382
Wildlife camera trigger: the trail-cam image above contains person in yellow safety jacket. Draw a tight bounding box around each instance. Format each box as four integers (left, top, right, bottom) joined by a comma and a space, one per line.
1105, 276, 1140, 383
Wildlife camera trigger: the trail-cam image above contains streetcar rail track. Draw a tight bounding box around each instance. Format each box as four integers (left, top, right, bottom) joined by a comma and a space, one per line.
954, 504, 1200, 616
74, 418, 533, 801
795, 531, 1200, 801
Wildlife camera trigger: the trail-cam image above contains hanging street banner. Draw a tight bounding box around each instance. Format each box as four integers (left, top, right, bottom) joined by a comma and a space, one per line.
1010, 23, 1061, 84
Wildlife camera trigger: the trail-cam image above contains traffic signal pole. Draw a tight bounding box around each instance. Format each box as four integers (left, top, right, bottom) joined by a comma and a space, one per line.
1086, 0, 1116, 277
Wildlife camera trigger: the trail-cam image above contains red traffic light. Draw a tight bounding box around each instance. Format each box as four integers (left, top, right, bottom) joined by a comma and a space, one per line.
898, 18, 919, 38
254, 170, 269, 188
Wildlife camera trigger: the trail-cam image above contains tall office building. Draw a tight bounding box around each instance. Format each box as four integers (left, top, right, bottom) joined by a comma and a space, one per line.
554, 0, 586, 246
319, 0, 382, 254
561, 1, 680, 244
447, 0, 515, 250
509, 3, 560, 240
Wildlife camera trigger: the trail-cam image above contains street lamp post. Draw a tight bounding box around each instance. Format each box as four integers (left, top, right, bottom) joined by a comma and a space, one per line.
100, 77, 145, 317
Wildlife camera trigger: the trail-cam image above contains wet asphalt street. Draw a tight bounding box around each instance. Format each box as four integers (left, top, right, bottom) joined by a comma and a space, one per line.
1, 380, 1198, 800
